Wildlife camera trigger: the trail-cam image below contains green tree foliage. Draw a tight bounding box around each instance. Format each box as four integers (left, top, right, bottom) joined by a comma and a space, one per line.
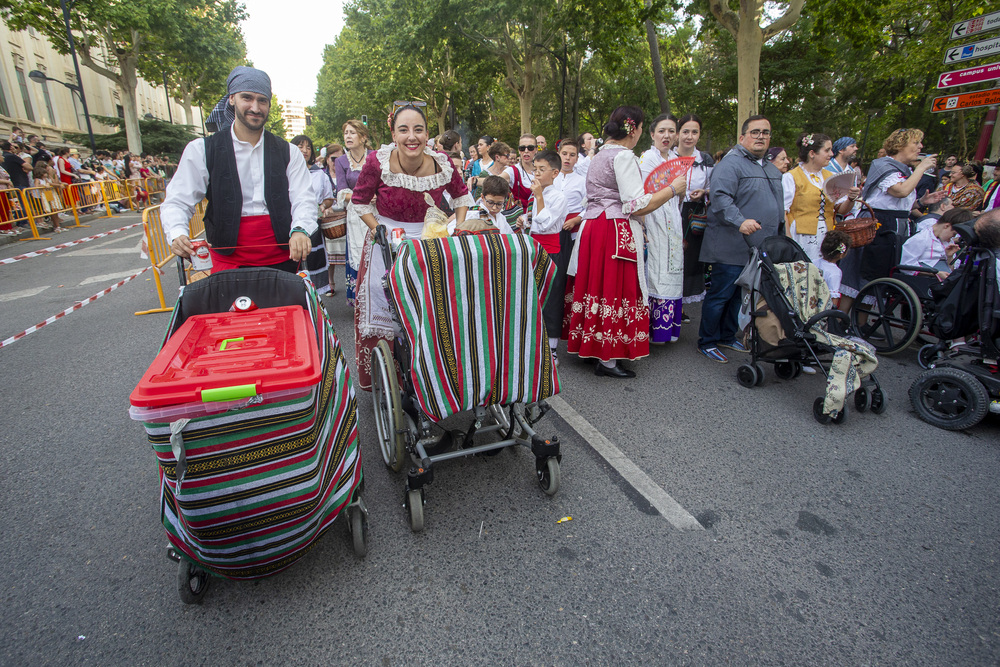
62, 116, 199, 155
265, 94, 286, 138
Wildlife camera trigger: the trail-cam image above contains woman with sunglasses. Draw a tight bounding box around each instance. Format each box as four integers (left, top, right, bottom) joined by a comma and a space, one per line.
502, 133, 538, 226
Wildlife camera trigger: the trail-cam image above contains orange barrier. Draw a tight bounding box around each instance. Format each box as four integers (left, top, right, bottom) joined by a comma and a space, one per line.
20, 184, 82, 233
0, 188, 46, 239
135, 201, 207, 316
125, 179, 150, 210
101, 180, 134, 211
146, 176, 166, 203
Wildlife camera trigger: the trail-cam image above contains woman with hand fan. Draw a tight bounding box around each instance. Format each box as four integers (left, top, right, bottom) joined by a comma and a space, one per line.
639, 113, 688, 343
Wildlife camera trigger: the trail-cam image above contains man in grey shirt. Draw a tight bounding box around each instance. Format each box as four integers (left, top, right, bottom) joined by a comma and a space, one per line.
698, 115, 784, 363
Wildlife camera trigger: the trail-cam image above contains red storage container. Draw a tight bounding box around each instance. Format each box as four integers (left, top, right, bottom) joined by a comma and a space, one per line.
130, 305, 321, 409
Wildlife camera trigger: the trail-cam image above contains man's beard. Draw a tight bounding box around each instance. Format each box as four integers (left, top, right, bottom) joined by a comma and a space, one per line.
237, 108, 267, 131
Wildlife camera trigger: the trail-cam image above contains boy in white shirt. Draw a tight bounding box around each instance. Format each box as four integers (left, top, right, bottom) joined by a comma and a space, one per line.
530, 150, 569, 364
555, 139, 587, 237
451, 175, 516, 235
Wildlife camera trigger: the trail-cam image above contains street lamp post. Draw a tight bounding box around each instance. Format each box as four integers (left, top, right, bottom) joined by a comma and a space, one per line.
28, 69, 95, 153
52, 0, 97, 154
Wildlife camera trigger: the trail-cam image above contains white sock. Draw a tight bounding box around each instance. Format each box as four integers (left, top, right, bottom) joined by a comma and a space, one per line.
599, 359, 616, 369
549, 337, 559, 350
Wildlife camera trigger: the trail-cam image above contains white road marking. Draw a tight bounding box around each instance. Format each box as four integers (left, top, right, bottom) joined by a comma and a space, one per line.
0, 286, 50, 303
62, 248, 140, 257
91, 231, 143, 248
79, 269, 147, 286
547, 395, 704, 531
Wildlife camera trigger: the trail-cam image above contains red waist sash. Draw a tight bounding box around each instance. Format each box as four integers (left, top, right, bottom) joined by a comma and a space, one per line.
209, 215, 289, 273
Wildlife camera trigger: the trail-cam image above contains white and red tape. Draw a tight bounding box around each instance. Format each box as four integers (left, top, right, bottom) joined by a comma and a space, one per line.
0, 222, 143, 266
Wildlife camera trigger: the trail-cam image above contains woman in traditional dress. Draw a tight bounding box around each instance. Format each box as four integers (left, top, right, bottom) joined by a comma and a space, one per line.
839, 128, 945, 313
674, 114, 714, 316
351, 104, 473, 389
947, 164, 986, 211
290, 134, 334, 295
638, 114, 688, 344
501, 133, 537, 227
566, 105, 679, 378
782, 133, 859, 264
335, 119, 375, 306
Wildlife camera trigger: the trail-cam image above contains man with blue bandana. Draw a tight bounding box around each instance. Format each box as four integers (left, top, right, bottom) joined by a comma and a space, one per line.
828, 137, 857, 175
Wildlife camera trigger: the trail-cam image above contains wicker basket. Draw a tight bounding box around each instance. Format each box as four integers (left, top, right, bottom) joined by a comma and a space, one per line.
835, 201, 879, 248
319, 210, 348, 240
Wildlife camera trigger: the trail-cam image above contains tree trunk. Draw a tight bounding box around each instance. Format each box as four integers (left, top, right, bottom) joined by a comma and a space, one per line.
957, 109, 968, 157
735, 22, 763, 132
644, 9, 669, 114
437, 104, 448, 136
519, 56, 536, 134
118, 57, 143, 154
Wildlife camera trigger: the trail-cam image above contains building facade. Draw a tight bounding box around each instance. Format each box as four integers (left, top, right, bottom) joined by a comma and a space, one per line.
0, 21, 204, 151
279, 98, 307, 140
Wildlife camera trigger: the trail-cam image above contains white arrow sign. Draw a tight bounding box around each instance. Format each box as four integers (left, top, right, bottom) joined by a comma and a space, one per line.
944, 35, 1000, 65
951, 10, 1000, 40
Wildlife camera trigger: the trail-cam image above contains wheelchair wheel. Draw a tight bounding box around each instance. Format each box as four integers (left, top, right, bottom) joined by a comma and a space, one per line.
372, 340, 406, 472
917, 343, 942, 370
850, 278, 922, 355
909, 367, 989, 431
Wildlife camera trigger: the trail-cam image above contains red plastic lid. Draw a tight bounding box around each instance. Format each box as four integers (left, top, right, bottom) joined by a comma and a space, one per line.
129, 305, 321, 408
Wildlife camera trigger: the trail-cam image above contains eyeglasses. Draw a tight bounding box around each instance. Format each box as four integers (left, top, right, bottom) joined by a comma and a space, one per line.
518, 145, 537, 152
747, 129, 772, 138
482, 199, 505, 209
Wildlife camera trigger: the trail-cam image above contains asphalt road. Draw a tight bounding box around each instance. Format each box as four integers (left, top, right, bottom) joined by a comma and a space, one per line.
1, 216, 997, 666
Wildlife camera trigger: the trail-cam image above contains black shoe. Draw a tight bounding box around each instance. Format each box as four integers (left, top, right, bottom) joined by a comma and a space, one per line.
681, 311, 691, 323
595, 362, 636, 378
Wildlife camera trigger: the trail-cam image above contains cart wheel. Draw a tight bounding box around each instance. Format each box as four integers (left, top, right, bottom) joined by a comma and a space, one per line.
177, 559, 211, 604
854, 387, 872, 413
737, 364, 759, 388
537, 457, 560, 496
406, 488, 424, 532
753, 363, 765, 386
917, 344, 941, 370
870, 387, 888, 414
909, 367, 988, 431
774, 361, 799, 380
812, 397, 832, 424
850, 278, 922, 355
372, 340, 406, 472
349, 505, 369, 558
832, 404, 847, 425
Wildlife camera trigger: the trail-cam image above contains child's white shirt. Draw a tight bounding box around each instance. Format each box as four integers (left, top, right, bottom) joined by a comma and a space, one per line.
816, 258, 842, 299
530, 183, 567, 236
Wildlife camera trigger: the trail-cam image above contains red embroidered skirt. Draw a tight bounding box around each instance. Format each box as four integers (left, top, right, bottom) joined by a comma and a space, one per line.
566, 212, 649, 362
209, 215, 289, 272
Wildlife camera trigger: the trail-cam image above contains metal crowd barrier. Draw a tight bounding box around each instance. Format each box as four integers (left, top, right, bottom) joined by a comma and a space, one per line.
0, 187, 46, 239
20, 184, 83, 232
135, 201, 207, 316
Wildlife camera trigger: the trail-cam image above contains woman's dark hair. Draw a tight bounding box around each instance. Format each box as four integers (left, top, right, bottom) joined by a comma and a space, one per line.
649, 113, 677, 134
290, 135, 314, 164
440, 130, 461, 154
958, 164, 976, 180
766, 147, 786, 162
123, 154, 134, 178
479, 135, 494, 146
390, 104, 427, 131
603, 105, 645, 140
677, 114, 702, 131
796, 132, 831, 163
939, 207, 975, 226
821, 230, 851, 261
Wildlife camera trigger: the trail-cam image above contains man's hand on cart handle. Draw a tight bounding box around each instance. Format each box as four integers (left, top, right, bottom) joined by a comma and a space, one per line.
289, 231, 311, 262
172, 234, 194, 259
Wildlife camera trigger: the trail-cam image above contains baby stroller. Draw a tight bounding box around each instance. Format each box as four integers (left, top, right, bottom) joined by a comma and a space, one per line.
737, 235, 886, 424
129, 266, 367, 603
369, 226, 563, 532
908, 221, 1000, 430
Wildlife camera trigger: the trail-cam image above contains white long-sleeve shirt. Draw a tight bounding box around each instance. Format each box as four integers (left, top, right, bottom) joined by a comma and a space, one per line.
555, 171, 587, 214
160, 124, 318, 243
530, 183, 568, 236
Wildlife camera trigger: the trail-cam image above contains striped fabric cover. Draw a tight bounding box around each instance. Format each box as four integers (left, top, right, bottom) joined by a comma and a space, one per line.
387, 232, 559, 422
139, 285, 361, 580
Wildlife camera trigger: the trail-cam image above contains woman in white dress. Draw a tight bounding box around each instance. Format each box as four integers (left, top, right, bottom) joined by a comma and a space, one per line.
638, 113, 688, 343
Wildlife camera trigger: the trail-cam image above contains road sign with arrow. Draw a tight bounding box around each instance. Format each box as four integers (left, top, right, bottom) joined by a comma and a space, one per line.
944, 35, 1000, 65
937, 61, 1000, 88
931, 87, 1000, 113
950, 10, 1000, 40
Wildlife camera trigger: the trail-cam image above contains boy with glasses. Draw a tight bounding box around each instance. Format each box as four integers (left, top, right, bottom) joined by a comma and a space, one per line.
529, 150, 569, 365
457, 175, 516, 235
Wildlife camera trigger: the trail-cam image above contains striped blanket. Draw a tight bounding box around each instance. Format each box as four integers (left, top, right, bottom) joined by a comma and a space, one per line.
388, 232, 559, 422
138, 281, 360, 580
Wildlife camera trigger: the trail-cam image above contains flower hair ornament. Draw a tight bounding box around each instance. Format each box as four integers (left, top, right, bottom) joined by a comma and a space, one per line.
387, 111, 394, 129
622, 118, 637, 136
835, 242, 847, 255
802, 133, 815, 147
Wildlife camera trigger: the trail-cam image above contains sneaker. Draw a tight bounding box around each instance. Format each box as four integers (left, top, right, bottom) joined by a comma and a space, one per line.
550, 348, 559, 367
699, 346, 728, 363
680, 311, 692, 323
718, 340, 748, 353
801, 365, 817, 375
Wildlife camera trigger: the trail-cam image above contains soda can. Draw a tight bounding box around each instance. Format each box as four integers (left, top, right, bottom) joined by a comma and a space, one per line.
189, 240, 213, 271
391, 227, 405, 249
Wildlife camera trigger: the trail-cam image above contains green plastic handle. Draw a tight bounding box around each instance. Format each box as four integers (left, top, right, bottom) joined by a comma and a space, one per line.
219, 337, 244, 351
201, 384, 257, 402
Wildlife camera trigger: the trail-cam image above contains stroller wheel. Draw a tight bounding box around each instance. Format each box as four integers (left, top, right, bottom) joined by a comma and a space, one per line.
405, 488, 425, 532
854, 387, 872, 413
177, 559, 211, 604
737, 364, 759, 388
813, 397, 833, 424
909, 367, 988, 431
870, 387, 888, 414
832, 405, 848, 424
774, 361, 801, 380
753, 363, 765, 386
348, 502, 369, 558
537, 457, 561, 496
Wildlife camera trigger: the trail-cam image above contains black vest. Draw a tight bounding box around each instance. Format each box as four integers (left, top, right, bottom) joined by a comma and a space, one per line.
203, 129, 292, 255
